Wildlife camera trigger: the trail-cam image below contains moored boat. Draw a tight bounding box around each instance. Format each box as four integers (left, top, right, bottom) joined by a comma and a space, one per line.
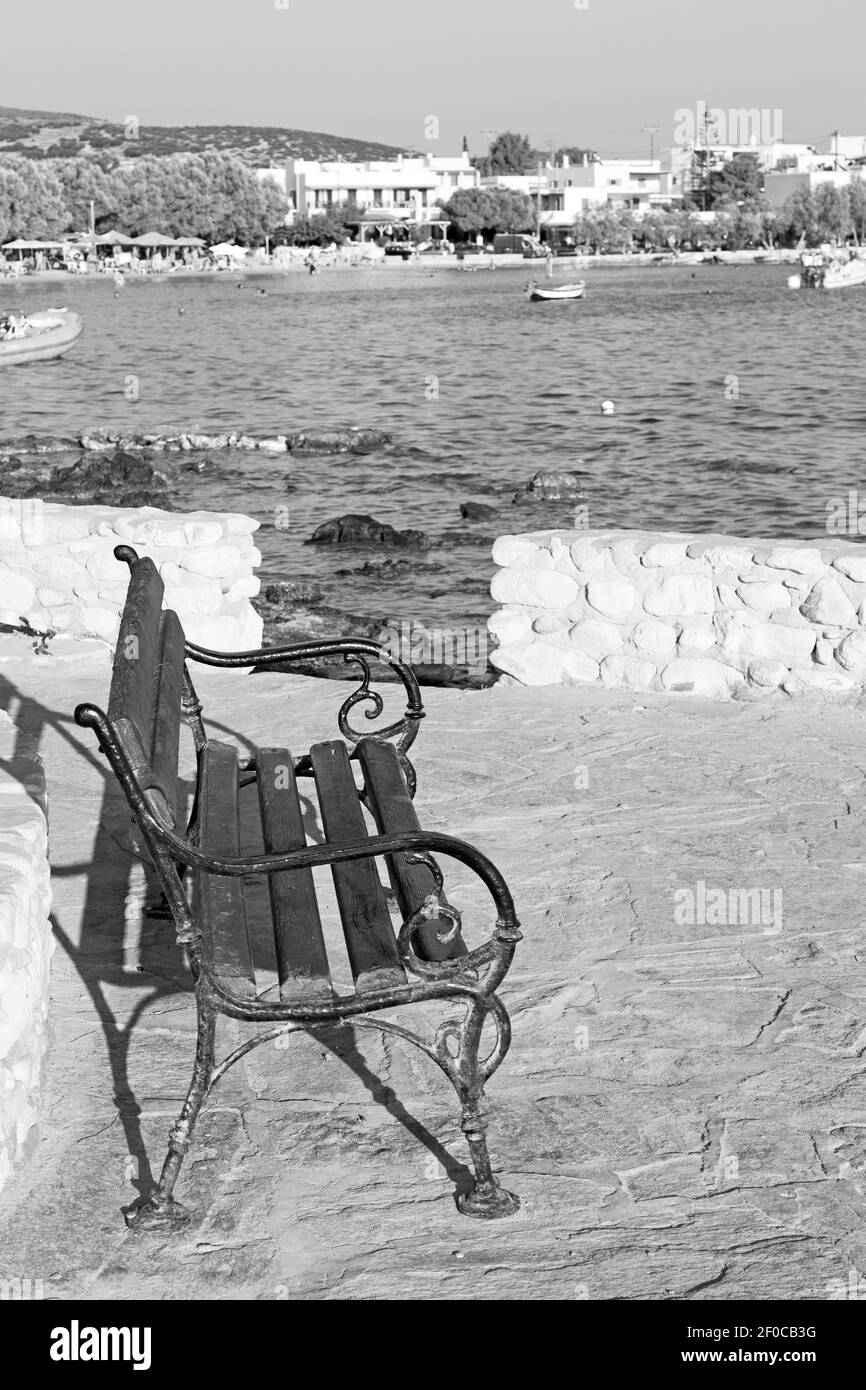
788, 248, 866, 291
526, 280, 586, 302
0, 308, 83, 365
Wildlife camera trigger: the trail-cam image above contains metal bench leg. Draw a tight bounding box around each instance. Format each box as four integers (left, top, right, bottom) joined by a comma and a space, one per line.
125, 998, 217, 1231
450, 1001, 520, 1220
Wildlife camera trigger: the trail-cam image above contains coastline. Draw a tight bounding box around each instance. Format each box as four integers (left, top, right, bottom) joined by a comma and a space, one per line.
1, 246, 802, 287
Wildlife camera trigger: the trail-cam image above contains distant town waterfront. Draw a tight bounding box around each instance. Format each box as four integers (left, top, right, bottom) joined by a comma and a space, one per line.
1, 262, 864, 633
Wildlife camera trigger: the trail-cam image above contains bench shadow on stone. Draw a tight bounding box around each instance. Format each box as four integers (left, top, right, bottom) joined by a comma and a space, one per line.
0, 675, 472, 1221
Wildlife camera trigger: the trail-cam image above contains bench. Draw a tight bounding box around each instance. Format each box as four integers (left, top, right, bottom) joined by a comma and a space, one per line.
75, 545, 522, 1226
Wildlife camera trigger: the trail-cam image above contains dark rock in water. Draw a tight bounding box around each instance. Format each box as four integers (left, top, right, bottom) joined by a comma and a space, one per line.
333, 557, 445, 580
514, 469, 586, 503
460, 501, 500, 521
253, 599, 387, 660
262, 579, 327, 606
181, 455, 219, 475
1, 433, 78, 455
41, 450, 171, 507
308, 513, 430, 549
288, 427, 391, 456
252, 591, 492, 689
440, 529, 497, 547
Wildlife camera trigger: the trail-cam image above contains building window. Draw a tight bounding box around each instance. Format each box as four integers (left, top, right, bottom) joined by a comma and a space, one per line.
373, 188, 384, 207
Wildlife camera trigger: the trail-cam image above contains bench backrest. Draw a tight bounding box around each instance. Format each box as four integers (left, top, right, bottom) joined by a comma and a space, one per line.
107, 556, 187, 828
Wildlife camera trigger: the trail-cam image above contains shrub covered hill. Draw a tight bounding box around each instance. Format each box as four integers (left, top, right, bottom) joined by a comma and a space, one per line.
0, 105, 404, 164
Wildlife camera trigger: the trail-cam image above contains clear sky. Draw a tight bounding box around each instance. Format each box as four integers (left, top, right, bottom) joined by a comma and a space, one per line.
0, 0, 858, 157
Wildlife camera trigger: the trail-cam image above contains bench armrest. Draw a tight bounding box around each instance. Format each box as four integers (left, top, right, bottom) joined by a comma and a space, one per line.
184, 635, 426, 764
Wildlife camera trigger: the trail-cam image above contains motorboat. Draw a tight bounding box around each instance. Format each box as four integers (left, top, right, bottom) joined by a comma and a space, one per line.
788, 248, 866, 291
526, 280, 586, 302
0, 308, 83, 364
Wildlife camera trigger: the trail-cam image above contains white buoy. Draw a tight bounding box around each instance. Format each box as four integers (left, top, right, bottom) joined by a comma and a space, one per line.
787, 275, 801, 290
601, 400, 615, 415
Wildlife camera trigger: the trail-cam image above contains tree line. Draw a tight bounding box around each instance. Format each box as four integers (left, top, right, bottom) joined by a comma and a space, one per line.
0, 153, 286, 245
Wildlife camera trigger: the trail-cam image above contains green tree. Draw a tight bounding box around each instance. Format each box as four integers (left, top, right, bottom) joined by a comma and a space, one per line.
0, 157, 69, 240
477, 131, 534, 177
708, 153, 764, 209
441, 185, 535, 238
49, 157, 118, 233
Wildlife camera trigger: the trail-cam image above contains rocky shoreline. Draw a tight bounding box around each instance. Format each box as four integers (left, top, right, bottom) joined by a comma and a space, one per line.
1, 429, 587, 690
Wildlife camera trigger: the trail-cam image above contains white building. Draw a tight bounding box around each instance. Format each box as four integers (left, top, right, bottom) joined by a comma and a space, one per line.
481, 156, 673, 236
664, 136, 866, 203
275, 153, 479, 222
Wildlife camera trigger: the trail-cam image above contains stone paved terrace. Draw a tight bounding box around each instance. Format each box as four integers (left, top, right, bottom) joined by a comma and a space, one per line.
1, 635, 865, 1301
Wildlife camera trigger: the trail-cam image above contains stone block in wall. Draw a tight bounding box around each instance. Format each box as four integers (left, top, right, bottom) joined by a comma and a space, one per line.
586, 579, 635, 620
569, 619, 624, 662
490, 567, 580, 609
747, 660, 789, 689
765, 547, 826, 575
599, 653, 656, 691
79, 606, 121, 642
735, 582, 791, 613
641, 542, 690, 567
488, 608, 534, 646
570, 538, 605, 573
660, 659, 743, 698
182, 546, 247, 578
833, 555, 866, 583
0, 571, 37, 623
782, 667, 858, 695
631, 620, 677, 661
799, 576, 858, 627
489, 641, 598, 686
644, 575, 715, 617
491, 536, 555, 569
721, 620, 816, 667
835, 631, 866, 675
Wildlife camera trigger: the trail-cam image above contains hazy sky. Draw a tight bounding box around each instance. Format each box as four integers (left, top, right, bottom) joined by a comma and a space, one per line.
1, 0, 858, 156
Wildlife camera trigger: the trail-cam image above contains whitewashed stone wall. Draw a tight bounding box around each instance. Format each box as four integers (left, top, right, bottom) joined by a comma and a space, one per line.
0, 711, 52, 1193
490, 528, 866, 698
0, 500, 263, 650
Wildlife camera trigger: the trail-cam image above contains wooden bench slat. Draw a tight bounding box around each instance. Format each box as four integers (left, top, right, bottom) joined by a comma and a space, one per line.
310, 741, 405, 993
256, 748, 333, 1003
108, 556, 164, 755
148, 610, 185, 827
356, 739, 467, 963
196, 741, 256, 999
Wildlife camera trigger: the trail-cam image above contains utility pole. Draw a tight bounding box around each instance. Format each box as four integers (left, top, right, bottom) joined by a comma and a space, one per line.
642, 125, 660, 163
536, 158, 543, 240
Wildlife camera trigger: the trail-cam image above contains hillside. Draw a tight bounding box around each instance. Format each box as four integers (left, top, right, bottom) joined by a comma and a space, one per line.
0, 106, 406, 165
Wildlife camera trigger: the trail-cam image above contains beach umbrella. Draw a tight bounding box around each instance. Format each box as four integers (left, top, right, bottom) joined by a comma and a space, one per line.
3, 239, 65, 249
95, 230, 139, 246
174, 236, 206, 247
209, 242, 248, 259
131, 232, 180, 247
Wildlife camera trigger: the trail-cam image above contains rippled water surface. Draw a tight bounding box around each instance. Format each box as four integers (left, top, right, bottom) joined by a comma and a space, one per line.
2, 263, 865, 628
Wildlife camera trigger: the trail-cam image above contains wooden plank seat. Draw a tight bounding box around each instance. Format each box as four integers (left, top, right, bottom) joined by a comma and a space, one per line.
75, 545, 522, 1228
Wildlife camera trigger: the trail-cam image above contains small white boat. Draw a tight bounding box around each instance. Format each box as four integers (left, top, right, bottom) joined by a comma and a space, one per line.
791, 248, 866, 291
526, 280, 586, 302
0, 308, 83, 365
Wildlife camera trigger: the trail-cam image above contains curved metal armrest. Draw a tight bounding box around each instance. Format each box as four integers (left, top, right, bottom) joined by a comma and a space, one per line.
184, 636, 426, 758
